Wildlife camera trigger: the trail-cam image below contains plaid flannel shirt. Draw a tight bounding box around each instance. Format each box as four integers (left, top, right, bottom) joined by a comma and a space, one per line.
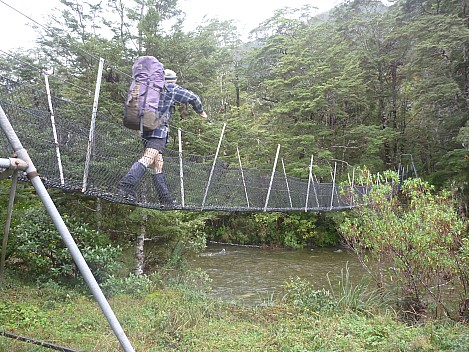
142, 83, 204, 139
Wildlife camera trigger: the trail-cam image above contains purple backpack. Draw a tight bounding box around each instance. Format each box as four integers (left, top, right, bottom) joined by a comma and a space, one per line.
123, 56, 165, 133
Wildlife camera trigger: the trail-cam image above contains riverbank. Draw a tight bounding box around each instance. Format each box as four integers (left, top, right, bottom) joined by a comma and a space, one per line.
1, 278, 468, 351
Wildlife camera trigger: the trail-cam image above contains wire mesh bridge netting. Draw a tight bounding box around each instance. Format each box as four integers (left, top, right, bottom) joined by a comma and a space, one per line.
0, 77, 369, 212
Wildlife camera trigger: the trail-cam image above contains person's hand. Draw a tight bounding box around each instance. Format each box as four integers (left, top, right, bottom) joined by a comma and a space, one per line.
199, 111, 207, 118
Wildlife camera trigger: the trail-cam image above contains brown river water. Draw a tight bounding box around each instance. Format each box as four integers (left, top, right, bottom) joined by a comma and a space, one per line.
189, 243, 369, 305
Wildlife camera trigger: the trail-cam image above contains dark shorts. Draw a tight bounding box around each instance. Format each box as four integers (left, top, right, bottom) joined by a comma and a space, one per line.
143, 137, 167, 153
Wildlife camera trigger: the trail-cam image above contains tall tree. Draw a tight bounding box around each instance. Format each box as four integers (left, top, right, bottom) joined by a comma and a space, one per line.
395, 0, 469, 195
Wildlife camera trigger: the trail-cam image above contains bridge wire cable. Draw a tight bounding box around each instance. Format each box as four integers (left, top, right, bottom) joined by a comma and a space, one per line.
0, 57, 125, 128
0, 0, 242, 117
0, 0, 101, 62
0, 330, 81, 352
0, 0, 135, 85
0, 59, 228, 149
166, 115, 277, 151
166, 121, 280, 154
0, 1, 247, 141
0, 50, 93, 95
0, 69, 227, 149
0, 65, 309, 170
0, 50, 47, 74
0, 2, 323, 173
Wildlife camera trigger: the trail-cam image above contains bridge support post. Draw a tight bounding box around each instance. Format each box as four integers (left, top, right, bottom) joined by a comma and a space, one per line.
306, 154, 320, 211
202, 123, 226, 209
44, 73, 65, 185
281, 158, 292, 208
82, 57, 104, 193
348, 168, 356, 206
330, 162, 337, 210
178, 128, 185, 207
237, 146, 250, 208
0, 168, 19, 286
264, 144, 280, 212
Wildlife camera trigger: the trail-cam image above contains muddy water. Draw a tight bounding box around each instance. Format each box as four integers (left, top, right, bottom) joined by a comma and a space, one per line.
189, 243, 369, 305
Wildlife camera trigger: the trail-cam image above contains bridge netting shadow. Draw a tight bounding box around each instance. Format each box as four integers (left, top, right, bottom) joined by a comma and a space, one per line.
0, 77, 368, 212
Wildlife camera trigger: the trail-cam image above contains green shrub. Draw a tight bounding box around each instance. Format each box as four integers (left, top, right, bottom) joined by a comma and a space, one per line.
281, 277, 337, 313
340, 173, 469, 322
205, 212, 339, 248
101, 273, 157, 297
9, 206, 121, 284
0, 302, 50, 330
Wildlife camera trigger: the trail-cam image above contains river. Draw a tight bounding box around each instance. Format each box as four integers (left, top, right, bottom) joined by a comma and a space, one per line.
189, 243, 369, 306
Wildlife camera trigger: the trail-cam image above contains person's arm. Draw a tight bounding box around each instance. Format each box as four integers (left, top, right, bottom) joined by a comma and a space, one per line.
172, 85, 206, 116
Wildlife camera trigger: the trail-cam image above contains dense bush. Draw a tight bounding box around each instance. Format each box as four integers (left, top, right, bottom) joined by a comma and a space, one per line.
9, 205, 121, 284
340, 173, 469, 322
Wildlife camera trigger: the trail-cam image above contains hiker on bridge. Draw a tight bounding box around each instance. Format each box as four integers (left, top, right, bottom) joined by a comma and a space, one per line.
118, 68, 207, 205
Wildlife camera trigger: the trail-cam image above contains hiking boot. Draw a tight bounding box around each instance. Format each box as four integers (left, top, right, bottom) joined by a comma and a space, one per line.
118, 186, 136, 202
152, 173, 177, 205
118, 162, 146, 202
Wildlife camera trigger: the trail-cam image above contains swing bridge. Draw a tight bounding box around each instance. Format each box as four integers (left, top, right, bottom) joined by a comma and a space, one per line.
0, 75, 375, 213
0, 73, 412, 352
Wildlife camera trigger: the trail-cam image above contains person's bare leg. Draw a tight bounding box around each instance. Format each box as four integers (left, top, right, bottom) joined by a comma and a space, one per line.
150, 150, 164, 173
142, 148, 159, 168
118, 148, 159, 201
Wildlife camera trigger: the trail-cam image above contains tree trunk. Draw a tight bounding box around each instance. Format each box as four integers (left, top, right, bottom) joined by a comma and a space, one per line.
138, 2, 145, 56
96, 198, 102, 232
135, 213, 147, 275
379, 67, 392, 168
463, 44, 469, 116
390, 63, 399, 168
235, 75, 240, 108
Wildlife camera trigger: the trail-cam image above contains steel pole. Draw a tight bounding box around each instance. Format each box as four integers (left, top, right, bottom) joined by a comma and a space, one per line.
202, 123, 226, 209
44, 73, 65, 185
178, 128, 185, 207
0, 104, 135, 352
264, 144, 280, 212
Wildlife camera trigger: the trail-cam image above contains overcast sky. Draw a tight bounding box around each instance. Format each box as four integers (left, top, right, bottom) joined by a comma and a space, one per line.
0, 0, 342, 50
